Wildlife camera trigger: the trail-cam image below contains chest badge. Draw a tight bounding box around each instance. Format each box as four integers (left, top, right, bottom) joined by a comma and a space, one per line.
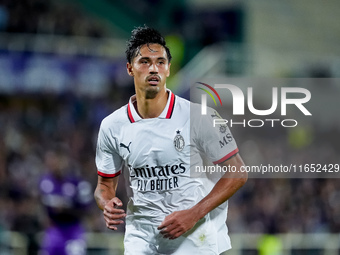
174, 130, 185, 152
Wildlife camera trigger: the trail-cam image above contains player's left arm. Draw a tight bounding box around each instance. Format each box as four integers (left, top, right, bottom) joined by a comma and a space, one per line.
158, 153, 247, 239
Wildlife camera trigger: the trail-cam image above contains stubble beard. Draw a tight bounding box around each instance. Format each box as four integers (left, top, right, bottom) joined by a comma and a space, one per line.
145, 86, 160, 99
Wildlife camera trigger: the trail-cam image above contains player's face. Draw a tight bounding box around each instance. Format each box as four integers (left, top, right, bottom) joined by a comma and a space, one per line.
45, 151, 68, 176
127, 43, 170, 98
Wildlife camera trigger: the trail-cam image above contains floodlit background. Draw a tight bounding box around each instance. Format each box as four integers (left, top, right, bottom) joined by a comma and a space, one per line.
0, 0, 339, 254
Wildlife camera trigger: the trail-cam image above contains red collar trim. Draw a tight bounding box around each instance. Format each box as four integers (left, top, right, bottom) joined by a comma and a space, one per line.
127, 90, 175, 123
127, 102, 135, 123
165, 92, 175, 119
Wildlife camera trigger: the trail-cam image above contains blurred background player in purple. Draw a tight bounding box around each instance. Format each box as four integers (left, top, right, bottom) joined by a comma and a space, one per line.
38, 144, 92, 255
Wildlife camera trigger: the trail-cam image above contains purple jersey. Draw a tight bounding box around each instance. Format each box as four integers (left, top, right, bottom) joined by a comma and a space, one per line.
39, 173, 92, 255
41, 224, 87, 255
39, 173, 92, 225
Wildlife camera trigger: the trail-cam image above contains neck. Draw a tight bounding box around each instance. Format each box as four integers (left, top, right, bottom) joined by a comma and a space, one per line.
135, 88, 168, 119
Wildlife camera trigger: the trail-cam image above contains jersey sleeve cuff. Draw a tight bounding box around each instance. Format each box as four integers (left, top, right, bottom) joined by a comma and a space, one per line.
213, 148, 239, 164
97, 170, 121, 178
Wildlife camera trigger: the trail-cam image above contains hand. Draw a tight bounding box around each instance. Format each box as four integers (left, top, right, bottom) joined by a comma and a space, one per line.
157, 209, 200, 239
103, 197, 126, 231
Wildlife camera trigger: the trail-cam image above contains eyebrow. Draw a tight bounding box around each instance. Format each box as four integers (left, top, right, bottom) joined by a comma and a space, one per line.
139, 57, 167, 61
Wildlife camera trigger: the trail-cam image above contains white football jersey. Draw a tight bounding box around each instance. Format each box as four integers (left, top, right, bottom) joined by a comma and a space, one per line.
96, 90, 238, 253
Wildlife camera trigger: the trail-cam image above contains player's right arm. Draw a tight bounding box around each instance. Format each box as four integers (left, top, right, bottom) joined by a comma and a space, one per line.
94, 175, 126, 231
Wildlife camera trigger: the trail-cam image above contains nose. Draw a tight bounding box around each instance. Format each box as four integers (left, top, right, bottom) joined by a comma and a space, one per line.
149, 63, 158, 73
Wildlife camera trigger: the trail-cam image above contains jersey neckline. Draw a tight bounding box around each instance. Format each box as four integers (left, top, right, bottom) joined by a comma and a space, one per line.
127, 89, 176, 123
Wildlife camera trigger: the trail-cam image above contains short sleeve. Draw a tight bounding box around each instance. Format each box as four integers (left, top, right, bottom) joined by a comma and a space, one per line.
95, 122, 123, 177
193, 107, 239, 164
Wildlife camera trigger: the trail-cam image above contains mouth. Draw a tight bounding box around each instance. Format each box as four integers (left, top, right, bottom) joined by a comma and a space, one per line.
147, 75, 160, 85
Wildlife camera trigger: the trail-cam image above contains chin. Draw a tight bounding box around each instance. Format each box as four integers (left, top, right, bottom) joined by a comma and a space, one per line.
145, 86, 160, 99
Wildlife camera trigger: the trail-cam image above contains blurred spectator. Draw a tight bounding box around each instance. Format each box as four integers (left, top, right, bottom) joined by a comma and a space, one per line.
38, 144, 92, 255
11, 194, 41, 255
0, 4, 8, 30
1, 0, 107, 37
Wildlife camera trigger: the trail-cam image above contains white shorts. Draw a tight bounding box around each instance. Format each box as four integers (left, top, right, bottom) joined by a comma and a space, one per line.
124, 217, 219, 255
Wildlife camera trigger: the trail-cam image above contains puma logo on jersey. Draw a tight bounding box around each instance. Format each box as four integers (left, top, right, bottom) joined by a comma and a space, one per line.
120, 142, 132, 153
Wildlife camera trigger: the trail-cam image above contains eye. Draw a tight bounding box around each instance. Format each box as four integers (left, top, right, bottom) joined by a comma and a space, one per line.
139, 59, 149, 64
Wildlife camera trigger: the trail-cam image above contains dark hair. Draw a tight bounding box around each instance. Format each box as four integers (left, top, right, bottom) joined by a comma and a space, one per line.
125, 25, 172, 63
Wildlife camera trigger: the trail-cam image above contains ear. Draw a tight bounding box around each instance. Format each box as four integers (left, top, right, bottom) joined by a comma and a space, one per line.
166, 63, 171, 77
127, 62, 134, 76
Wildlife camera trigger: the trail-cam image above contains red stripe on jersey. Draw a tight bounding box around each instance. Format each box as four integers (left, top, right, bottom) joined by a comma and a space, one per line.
213, 148, 239, 164
97, 170, 121, 178
166, 93, 175, 119
127, 103, 135, 123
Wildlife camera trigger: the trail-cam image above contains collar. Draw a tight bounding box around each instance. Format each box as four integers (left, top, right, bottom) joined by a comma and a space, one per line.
127, 89, 175, 123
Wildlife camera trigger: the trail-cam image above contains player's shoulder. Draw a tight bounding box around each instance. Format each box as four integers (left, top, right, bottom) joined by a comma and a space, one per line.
188, 100, 216, 119
173, 95, 190, 111
173, 95, 218, 120
174, 94, 190, 104
100, 104, 129, 131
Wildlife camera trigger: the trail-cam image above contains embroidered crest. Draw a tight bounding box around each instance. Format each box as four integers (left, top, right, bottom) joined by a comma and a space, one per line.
174, 130, 185, 151
219, 125, 227, 134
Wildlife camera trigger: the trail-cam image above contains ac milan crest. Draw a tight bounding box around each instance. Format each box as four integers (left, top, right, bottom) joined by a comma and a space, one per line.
174, 130, 185, 151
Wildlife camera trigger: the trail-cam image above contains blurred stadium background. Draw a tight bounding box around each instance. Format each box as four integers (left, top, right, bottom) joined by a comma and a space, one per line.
0, 0, 339, 254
